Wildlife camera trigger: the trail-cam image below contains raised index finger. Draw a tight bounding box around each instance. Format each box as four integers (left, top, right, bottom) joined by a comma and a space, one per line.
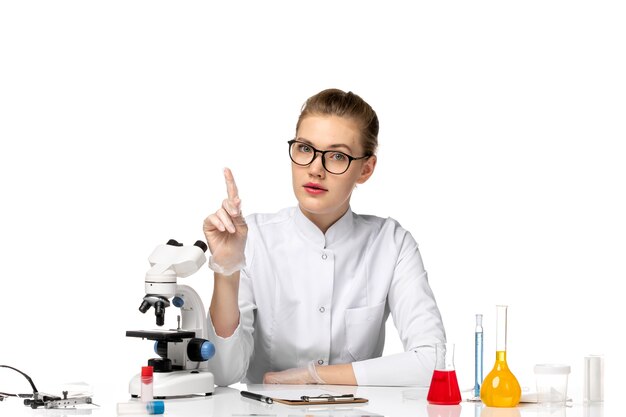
224, 167, 239, 202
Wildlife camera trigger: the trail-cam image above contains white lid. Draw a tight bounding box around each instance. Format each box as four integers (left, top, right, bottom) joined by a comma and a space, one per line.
534, 364, 571, 374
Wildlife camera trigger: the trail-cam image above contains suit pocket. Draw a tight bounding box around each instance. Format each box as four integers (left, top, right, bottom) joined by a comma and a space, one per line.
344, 302, 385, 361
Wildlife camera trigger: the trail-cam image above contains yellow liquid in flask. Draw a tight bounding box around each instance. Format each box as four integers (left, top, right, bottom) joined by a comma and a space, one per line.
480, 350, 521, 407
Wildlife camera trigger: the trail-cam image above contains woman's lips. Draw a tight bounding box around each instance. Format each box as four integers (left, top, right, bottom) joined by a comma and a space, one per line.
303, 183, 328, 195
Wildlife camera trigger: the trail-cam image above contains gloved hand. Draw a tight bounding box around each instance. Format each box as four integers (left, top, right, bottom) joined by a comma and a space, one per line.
263, 361, 326, 384
203, 168, 248, 275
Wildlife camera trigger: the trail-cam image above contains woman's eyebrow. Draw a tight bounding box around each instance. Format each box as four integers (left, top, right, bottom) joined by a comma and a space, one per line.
296, 137, 353, 153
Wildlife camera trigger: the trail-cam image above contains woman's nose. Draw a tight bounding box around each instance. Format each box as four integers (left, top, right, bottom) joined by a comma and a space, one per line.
308, 152, 325, 177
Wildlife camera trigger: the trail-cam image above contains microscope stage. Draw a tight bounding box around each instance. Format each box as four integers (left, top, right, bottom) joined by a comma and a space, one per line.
126, 329, 197, 341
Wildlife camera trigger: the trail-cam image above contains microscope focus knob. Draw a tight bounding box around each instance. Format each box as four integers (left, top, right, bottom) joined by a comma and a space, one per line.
172, 296, 184, 308
187, 338, 215, 362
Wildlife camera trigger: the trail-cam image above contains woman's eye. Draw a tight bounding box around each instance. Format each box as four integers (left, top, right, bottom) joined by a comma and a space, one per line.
298, 144, 313, 153
330, 152, 346, 161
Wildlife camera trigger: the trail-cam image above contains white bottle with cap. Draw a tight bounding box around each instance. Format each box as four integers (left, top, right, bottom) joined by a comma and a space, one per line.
584, 354, 604, 403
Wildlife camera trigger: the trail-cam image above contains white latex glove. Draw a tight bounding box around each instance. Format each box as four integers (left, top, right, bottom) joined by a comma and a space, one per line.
263, 362, 325, 384
203, 168, 248, 275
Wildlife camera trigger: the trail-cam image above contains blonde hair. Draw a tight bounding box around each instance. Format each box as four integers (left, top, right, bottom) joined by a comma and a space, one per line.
296, 88, 379, 156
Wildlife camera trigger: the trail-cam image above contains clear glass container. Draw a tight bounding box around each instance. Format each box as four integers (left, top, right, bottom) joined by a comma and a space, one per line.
480, 305, 521, 407
474, 313, 484, 398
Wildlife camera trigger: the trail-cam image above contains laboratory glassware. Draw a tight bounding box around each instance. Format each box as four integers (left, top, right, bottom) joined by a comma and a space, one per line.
480, 305, 521, 407
474, 314, 483, 398
534, 364, 570, 406
427, 342, 462, 405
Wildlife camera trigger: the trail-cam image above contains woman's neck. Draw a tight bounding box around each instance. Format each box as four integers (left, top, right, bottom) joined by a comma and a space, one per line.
299, 205, 349, 234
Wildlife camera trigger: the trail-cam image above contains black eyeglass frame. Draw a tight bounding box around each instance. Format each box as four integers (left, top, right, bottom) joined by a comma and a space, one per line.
287, 139, 371, 175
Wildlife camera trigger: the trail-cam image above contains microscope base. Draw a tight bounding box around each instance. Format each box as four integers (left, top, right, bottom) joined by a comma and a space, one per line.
129, 370, 214, 398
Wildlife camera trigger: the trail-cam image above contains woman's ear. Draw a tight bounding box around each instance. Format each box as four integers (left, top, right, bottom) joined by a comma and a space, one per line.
356, 155, 377, 184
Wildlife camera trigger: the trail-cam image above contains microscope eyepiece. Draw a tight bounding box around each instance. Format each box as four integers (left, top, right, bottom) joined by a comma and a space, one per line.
194, 240, 208, 252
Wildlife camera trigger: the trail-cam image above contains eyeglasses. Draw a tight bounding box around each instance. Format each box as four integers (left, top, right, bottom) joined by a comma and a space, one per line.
288, 139, 370, 175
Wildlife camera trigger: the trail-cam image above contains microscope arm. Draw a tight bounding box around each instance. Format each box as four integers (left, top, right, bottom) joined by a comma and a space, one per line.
173, 284, 209, 341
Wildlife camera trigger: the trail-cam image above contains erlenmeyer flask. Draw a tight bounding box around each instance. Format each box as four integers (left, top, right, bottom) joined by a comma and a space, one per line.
427, 342, 462, 405
480, 305, 521, 407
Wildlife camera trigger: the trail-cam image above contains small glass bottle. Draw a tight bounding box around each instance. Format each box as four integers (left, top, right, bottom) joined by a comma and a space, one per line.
141, 366, 154, 401
480, 305, 521, 407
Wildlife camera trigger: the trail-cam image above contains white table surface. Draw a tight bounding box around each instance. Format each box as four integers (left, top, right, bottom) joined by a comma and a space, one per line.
0, 383, 606, 417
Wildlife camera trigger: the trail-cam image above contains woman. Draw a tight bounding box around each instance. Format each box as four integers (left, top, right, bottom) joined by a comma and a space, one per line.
203, 89, 445, 386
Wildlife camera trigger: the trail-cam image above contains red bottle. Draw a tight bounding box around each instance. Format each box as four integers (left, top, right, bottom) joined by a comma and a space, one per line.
141, 365, 154, 401
427, 343, 462, 405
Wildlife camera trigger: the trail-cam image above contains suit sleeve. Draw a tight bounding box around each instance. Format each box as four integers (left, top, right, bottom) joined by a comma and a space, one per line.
352, 230, 446, 386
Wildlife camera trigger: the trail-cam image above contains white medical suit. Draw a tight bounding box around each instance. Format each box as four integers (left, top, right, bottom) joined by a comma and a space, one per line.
206, 206, 446, 386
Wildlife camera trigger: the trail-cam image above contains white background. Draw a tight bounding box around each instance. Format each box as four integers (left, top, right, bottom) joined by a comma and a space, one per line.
1, 0, 623, 409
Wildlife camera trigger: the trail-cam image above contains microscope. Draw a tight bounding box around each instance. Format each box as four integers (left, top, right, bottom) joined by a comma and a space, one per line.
126, 239, 215, 398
